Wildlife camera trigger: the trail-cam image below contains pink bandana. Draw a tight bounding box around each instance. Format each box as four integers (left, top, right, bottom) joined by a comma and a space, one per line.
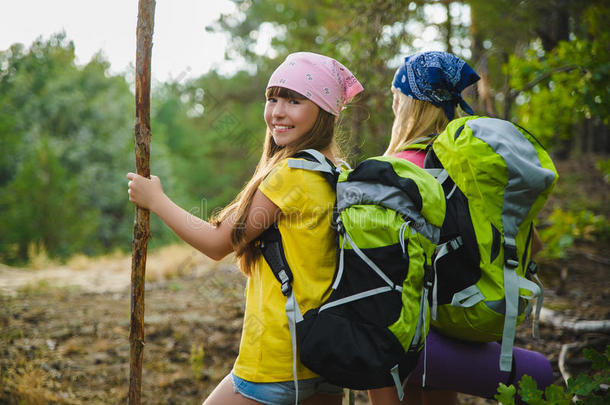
266, 52, 364, 116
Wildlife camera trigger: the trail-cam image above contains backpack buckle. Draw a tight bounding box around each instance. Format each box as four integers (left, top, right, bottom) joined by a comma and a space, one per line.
449, 236, 462, 251
504, 243, 519, 268
336, 220, 345, 235
505, 259, 519, 269
424, 264, 435, 289
280, 281, 292, 296
526, 261, 538, 276
278, 270, 292, 296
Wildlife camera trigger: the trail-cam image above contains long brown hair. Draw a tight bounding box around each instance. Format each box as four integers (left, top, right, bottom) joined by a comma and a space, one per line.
384, 87, 452, 155
211, 86, 340, 276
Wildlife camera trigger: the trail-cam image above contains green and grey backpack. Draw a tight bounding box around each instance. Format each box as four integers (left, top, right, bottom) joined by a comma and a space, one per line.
420, 116, 558, 372
258, 149, 445, 400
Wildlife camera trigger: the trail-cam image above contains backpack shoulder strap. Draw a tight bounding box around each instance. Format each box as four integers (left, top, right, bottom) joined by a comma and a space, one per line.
257, 221, 304, 404
258, 150, 340, 403
258, 223, 293, 296
289, 148, 339, 187
258, 149, 339, 295
400, 134, 437, 152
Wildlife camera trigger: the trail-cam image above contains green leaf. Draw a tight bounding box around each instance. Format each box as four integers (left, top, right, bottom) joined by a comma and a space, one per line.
495, 383, 516, 405
544, 384, 573, 404
584, 347, 610, 370
579, 394, 606, 405
518, 374, 545, 404
567, 373, 601, 396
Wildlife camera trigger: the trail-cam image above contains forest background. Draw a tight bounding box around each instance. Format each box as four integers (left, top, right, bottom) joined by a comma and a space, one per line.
0, 0, 608, 273
1, 0, 609, 403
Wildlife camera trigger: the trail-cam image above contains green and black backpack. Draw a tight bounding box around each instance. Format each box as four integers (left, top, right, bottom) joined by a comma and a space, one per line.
418, 116, 558, 372
258, 149, 445, 400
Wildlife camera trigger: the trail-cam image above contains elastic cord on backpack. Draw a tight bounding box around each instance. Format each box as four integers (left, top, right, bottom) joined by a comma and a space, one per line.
527, 262, 544, 338
332, 236, 347, 290
284, 288, 304, 405
399, 221, 411, 258
419, 262, 433, 388
390, 365, 405, 401
431, 237, 463, 320
342, 226, 401, 290
421, 297, 428, 388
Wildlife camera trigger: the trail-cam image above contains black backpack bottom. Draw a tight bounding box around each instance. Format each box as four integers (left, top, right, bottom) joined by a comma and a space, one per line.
297, 308, 420, 390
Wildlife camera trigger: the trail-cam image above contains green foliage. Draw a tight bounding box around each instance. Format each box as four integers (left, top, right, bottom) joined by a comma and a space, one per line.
518, 375, 546, 404
0, 32, 269, 264
212, 0, 427, 159
516, 375, 573, 405
150, 70, 268, 215
567, 346, 610, 401
539, 208, 610, 260
496, 346, 610, 404
0, 33, 179, 263
495, 383, 517, 405
543, 384, 574, 405
2, 1, 609, 264
507, 2, 610, 152
0, 136, 98, 261
568, 347, 610, 403
596, 159, 610, 183
586, 346, 610, 370
189, 343, 205, 380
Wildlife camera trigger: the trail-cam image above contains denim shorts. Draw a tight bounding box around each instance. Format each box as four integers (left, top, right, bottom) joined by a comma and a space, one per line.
231, 373, 343, 405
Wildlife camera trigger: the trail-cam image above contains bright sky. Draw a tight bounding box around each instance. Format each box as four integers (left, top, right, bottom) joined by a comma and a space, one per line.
0, 0, 238, 82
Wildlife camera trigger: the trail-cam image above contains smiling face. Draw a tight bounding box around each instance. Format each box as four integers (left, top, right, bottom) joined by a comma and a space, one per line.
264, 87, 320, 147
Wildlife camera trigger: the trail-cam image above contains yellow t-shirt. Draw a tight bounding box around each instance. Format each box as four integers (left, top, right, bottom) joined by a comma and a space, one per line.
232, 158, 337, 382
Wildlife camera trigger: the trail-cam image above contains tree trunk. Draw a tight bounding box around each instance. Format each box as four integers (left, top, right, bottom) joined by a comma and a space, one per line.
469, 6, 496, 117
129, 1, 155, 404
534, 0, 571, 52
443, 0, 453, 54
501, 52, 512, 120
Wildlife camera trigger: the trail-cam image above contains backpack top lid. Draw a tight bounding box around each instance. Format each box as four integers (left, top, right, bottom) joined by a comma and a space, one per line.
337, 156, 446, 242
432, 116, 558, 237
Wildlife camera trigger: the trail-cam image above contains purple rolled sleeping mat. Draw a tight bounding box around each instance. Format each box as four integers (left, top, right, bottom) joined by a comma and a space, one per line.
407, 329, 554, 402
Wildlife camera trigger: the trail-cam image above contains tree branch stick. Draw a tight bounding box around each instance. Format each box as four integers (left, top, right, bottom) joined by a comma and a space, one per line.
129, 1, 155, 404
509, 65, 585, 98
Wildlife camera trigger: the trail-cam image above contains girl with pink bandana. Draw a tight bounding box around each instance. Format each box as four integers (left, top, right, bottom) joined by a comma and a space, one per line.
127, 52, 362, 405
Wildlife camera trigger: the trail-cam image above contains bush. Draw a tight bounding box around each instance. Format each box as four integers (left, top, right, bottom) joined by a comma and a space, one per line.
495, 346, 610, 404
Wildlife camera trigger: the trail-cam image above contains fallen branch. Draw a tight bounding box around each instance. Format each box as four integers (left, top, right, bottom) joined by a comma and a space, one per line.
558, 337, 609, 387
572, 250, 610, 265
558, 342, 579, 384
539, 307, 610, 333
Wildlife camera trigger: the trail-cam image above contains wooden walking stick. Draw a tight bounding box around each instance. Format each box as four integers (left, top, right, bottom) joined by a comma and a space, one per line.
129, 1, 155, 404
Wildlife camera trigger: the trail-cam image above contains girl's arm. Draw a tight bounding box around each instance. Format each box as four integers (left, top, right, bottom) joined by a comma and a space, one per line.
126, 173, 280, 261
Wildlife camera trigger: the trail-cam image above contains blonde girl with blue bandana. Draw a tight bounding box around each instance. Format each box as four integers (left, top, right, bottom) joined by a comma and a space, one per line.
369, 51, 552, 405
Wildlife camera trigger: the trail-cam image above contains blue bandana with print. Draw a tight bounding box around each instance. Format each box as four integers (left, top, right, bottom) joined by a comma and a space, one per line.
392, 51, 480, 120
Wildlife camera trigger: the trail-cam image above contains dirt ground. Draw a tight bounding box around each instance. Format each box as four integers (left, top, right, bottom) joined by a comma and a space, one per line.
1, 242, 607, 405
1, 158, 608, 404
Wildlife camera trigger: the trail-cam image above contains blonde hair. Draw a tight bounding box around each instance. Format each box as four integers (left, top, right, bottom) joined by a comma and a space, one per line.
211, 86, 340, 276
384, 87, 451, 156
